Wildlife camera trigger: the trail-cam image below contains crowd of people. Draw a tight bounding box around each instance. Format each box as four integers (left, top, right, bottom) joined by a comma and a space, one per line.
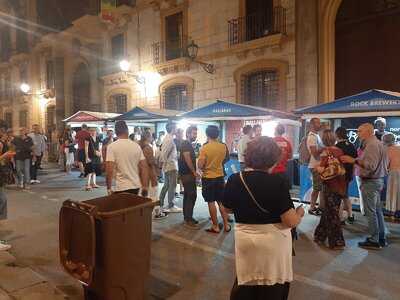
304, 117, 400, 251
0, 124, 47, 251
1, 116, 399, 299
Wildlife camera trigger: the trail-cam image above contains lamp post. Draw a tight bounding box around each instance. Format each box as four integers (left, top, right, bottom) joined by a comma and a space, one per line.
20, 83, 48, 96
186, 40, 215, 74
119, 60, 146, 84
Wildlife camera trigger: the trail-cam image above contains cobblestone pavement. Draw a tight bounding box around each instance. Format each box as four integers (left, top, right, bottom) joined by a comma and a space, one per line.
0, 166, 399, 299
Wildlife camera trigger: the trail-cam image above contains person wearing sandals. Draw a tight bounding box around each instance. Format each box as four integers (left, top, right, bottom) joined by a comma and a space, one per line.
222, 137, 305, 300
314, 129, 347, 250
198, 125, 231, 234
84, 128, 102, 191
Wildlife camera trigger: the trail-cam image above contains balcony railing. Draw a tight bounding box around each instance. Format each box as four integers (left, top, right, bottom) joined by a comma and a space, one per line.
152, 37, 188, 65
228, 7, 286, 46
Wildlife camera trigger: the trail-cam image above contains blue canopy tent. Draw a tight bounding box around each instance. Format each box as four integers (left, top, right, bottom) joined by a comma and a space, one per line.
114, 106, 181, 122
294, 89, 400, 206
112, 106, 182, 137
181, 100, 301, 184
294, 89, 400, 119
180, 100, 299, 122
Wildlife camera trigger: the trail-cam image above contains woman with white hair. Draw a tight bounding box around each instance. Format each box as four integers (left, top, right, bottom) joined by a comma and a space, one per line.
382, 133, 400, 219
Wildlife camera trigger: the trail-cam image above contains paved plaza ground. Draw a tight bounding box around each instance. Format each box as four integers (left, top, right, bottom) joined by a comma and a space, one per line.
0, 166, 399, 299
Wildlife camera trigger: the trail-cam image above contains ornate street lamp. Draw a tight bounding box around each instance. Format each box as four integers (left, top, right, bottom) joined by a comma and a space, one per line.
186, 40, 215, 74
119, 59, 146, 84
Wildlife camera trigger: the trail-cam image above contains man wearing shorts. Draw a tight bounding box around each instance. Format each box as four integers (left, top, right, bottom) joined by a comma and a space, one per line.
307, 118, 325, 215
75, 124, 90, 178
198, 125, 230, 233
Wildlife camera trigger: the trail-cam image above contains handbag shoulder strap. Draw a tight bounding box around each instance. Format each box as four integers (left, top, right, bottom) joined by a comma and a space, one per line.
239, 172, 270, 215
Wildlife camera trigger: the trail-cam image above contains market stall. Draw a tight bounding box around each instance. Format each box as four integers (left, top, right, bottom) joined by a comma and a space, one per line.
180, 100, 301, 181
294, 89, 400, 206
113, 106, 181, 138
63, 111, 120, 129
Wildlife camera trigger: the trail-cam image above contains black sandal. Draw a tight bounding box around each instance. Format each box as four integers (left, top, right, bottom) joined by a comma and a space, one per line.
224, 224, 232, 233
205, 227, 220, 234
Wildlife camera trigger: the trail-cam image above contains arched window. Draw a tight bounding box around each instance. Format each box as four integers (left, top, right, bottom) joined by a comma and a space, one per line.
234, 59, 288, 110
112, 94, 128, 113
163, 85, 189, 111
243, 70, 279, 109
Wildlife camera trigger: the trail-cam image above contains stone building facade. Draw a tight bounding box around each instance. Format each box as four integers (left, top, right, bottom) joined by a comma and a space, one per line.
1, 0, 399, 143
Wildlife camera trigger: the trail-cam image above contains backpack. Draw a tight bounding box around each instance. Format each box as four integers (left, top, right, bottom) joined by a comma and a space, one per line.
319, 150, 346, 181
298, 135, 311, 165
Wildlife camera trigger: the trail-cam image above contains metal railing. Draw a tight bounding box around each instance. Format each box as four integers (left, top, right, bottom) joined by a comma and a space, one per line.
152, 36, 188, 65
228, 7, 286, 46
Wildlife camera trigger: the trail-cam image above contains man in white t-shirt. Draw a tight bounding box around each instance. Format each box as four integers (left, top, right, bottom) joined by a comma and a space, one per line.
106, 121, 149, 196
307, 118, 325, 216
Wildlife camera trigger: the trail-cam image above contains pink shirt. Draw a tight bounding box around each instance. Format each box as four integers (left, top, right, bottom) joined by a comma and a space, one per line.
388, 145, 400, 171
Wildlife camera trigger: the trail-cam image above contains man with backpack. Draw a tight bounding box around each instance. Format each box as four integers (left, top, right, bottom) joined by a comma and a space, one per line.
305, 118, 325, 216
335, 127, 357, 224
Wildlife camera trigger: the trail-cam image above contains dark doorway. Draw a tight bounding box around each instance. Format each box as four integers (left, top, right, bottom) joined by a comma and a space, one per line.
335, 0, 400, 98
72, 63, 90, 113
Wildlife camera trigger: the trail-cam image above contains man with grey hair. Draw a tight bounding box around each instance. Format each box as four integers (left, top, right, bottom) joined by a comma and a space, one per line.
374, 117, 388, 141
341, 123, 389, 250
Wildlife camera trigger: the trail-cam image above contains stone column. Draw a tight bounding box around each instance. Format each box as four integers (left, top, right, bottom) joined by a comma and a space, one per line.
295, 0, 318, 108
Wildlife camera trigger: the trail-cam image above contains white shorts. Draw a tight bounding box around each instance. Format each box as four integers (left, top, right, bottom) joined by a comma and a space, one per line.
64, 149, 75, 165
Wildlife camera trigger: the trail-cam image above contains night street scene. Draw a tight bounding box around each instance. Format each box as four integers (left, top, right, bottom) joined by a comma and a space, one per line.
0, 0, 400, 299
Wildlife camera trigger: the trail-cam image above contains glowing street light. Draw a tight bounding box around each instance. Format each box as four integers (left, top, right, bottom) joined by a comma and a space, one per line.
20, 83, 31, 94
119, 59, 145, 85
119, 60, 131, 72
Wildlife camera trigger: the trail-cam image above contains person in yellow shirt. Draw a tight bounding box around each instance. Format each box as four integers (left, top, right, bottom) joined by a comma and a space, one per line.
198, 125, 230, 233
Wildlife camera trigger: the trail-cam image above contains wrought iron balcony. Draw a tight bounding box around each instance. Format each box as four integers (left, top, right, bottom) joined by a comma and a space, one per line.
228, 7, 286, 47
151, 37, 189, 65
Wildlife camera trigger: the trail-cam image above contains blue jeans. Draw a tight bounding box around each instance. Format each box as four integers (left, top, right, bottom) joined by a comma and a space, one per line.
16, 159, 31, 185
159, 170, 177, 209
0, 186, 7, 220
361, 178, 386, 243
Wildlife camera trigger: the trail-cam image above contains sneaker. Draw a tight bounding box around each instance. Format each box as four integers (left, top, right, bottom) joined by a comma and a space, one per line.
0, 241, 11, 251
184, 221, 200, 230
30, 180, 35, 184
308, 208, 320, 216
35, 180, 41, 184
191, 218, 199, 224
358, 238, 382, 250
154, 212, 168, 220
379, 239, 389, 248
347, 215, 355, 224
166, 206, 183, 213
